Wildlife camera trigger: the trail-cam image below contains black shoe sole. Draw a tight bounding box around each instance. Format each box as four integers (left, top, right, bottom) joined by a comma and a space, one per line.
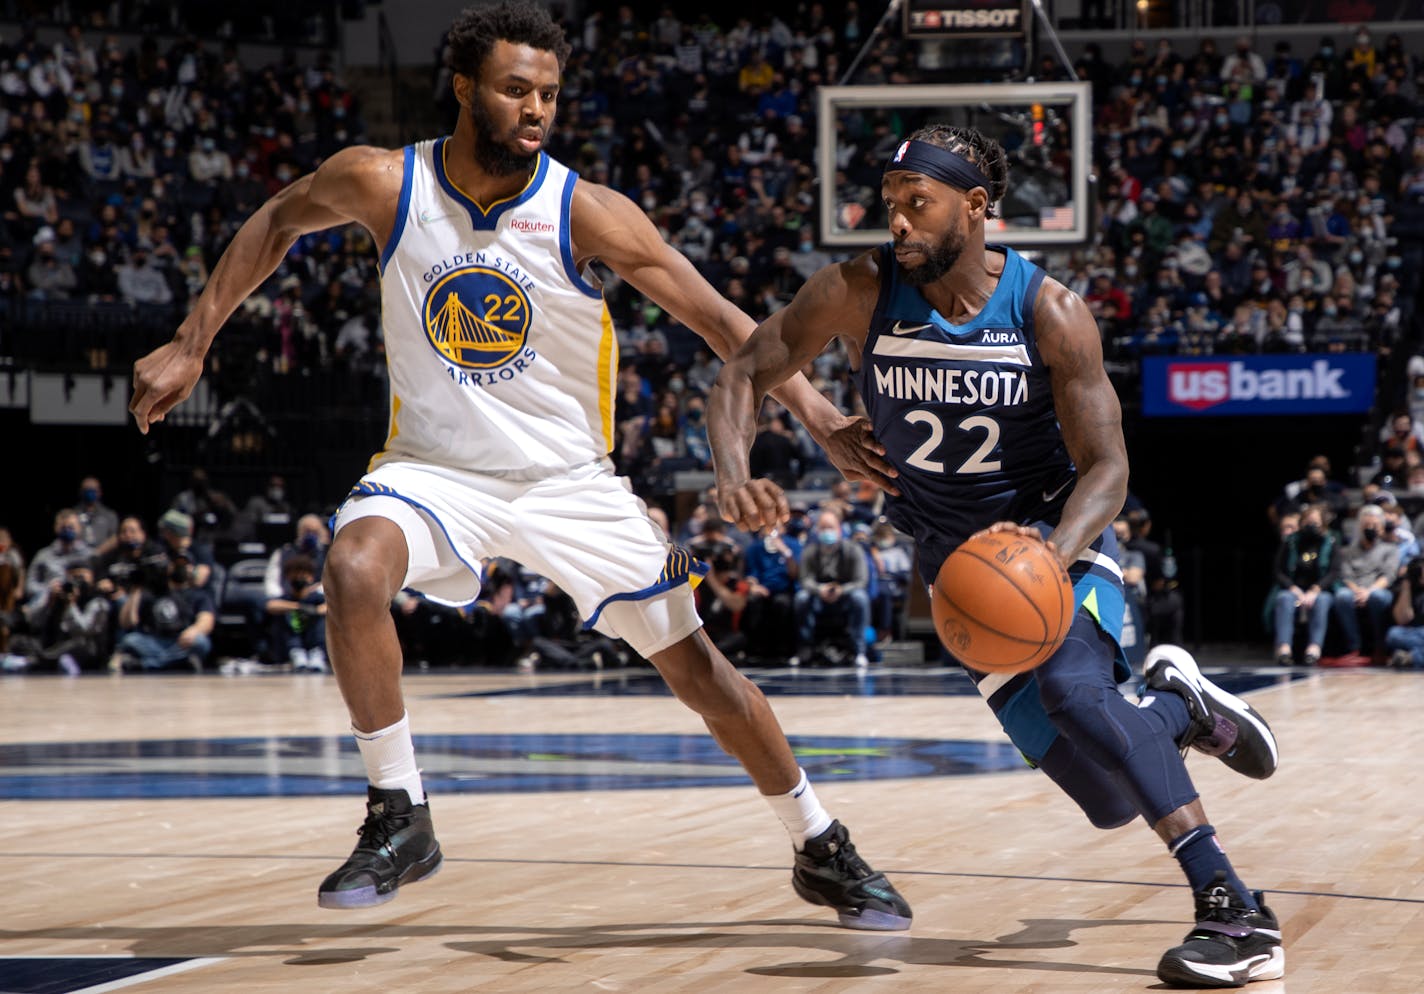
791, 876, 912, 931
317, 845, 443, 910
1156, 946, 1285, 988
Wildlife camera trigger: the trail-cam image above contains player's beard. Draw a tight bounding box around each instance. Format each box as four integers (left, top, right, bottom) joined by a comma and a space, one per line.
896, 222, 967, 287
469, 96, 541, 177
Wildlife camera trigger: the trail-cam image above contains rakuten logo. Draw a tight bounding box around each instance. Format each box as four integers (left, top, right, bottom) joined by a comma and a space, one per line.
1166, 359, 1350, 410
509, 217, 555, 234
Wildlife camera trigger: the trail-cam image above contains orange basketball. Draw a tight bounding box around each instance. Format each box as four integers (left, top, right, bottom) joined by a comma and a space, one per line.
931, 530, 1074, 674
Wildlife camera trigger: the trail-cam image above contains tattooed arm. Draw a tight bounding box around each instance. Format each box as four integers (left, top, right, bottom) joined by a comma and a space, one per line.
1035, 278, 1130, 568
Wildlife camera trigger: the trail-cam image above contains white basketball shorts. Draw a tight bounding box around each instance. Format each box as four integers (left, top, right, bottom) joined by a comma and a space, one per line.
331, 458, 706, 655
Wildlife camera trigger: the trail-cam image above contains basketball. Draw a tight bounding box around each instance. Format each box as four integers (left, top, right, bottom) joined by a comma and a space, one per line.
931, 531, 1074, 674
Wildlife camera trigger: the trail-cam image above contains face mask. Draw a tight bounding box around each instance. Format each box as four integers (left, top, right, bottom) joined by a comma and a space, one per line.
875, 538, 894, 549
1215, 115, 1229, 128
81, 487, 99, 503
1300, 524, 1321, 538
1124, 266, 1138, 278
59, 526, 77, 542
1363, 527, 1380, 541
236, 164, 249, 178
641, 196, 657, 211
88, 250, 105, 265
267, 487, 284, 502
300, 534, 320, 553
170, 564, 191, 584
1357, 35, 1370, 46
668, 378, 685, 392
1322, 47, 1334, 57
1181, 116, 1196, 129
818, 528, 840, 545
1414, 387, 1424, 400
1348, 250, 1363, 264
1323, 304, 1338, 316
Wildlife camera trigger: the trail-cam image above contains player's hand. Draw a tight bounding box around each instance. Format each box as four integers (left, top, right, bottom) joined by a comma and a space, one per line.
821, 415, 900, 496
975, 521, 1061, 553
718, 479, 788, 534
130, 340, 206, 434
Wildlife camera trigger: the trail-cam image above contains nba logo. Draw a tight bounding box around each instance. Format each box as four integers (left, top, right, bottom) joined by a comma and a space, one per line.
894, 141, 910, 162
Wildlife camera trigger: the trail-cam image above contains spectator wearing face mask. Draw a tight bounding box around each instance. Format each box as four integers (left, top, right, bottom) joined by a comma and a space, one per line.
1330, 504, 1397, 665
792, 510, 870, 669
111, 553, 216, 671
238, 474, 294, 543
71, 476, 118, 554
264, 514, 331, 607
266, 553, 328, 672
1379, 411, 1424, 456
23, 509, 94, 627
116, 247, 174, 306
188, 133, 233, 188
1269, 504, 1339, 666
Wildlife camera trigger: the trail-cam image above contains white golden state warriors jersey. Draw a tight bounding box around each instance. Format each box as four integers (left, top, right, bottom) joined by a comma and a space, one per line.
373, 138, 617, 475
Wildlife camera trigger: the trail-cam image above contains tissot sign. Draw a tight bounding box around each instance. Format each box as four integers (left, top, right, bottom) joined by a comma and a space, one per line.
1141, 354, 1376, 416
904, 0, 1026, 36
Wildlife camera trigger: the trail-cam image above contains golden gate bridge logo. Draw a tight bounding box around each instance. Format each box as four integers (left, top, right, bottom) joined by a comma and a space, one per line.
423, 265, 532, 369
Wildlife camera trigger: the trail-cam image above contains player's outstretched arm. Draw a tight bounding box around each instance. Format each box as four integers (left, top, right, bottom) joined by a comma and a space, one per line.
570, 182, 895, 484
129, 146, 403, 433
1036, 279, 1130, 568
708, 254, 890, 532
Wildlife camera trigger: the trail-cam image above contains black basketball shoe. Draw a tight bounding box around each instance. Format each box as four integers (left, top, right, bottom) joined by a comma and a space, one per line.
792, 820, 912, 930
1144, 645, 1279, 780
1157, 872, 1285, 988
317, 786, 443, 909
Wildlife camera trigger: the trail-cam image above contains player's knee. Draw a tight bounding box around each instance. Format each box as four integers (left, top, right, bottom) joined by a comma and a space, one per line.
324, 537, 400, 616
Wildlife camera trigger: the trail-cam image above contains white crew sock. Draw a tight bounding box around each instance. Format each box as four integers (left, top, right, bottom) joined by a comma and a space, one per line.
352, 710, 425, 807
763, 768, 833, 850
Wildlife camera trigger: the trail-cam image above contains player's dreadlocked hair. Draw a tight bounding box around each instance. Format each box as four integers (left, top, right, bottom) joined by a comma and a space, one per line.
908, 124, 1009, 219
445, 0, 572, 80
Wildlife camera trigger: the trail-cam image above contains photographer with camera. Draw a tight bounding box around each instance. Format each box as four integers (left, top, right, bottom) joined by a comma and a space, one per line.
1385, 557, 1424, 668
110, 553, 216, 672
266, 553, 328, 672
96, 516, 170, 608
30, 563, 109, 674
694, 541, 753, 662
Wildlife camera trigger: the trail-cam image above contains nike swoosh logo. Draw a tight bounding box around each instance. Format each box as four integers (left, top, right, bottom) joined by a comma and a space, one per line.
1042, 478, 1072, 502
418, 210, 453, 225
891, 321, 933, 335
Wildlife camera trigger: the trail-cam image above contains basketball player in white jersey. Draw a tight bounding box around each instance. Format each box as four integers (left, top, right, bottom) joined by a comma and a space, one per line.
127, 1, 910, 930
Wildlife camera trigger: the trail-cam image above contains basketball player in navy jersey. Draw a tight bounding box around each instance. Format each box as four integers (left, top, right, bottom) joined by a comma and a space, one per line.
127, 1, 910, 931
708, 125, 1284, 987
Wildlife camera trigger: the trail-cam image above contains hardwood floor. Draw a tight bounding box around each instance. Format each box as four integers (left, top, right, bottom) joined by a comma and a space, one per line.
1, 662, 1418, 992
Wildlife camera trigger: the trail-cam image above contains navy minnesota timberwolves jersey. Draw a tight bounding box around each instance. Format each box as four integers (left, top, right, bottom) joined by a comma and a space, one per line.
853, 244, 1077, 584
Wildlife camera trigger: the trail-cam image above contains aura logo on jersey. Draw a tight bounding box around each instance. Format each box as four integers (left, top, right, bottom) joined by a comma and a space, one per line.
423, 265, 532, 369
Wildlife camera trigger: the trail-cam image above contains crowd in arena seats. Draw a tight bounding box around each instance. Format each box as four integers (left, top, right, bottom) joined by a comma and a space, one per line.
0, 470, 914, 673
4, 5, 1424, 669
1263, 443, 1424, 668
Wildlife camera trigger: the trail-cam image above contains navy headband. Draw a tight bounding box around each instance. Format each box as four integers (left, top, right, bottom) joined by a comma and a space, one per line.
884, 139, 991, 194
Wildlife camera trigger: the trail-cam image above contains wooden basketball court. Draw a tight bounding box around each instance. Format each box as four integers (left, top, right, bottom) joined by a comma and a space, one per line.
1, 659, 1420, 992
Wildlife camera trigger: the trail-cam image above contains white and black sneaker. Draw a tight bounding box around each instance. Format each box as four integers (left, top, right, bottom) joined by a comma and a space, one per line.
1158, 872, 1285, 988
1144, 645, 1279, 780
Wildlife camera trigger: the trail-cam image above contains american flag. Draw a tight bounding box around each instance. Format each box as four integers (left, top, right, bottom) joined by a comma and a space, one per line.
1040, 205, 1075, 231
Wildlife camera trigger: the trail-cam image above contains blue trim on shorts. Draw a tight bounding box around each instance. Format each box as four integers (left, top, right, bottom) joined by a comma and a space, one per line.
335, 480, 482, 609
378, 145, 415, 274
583, 546, 710, 631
